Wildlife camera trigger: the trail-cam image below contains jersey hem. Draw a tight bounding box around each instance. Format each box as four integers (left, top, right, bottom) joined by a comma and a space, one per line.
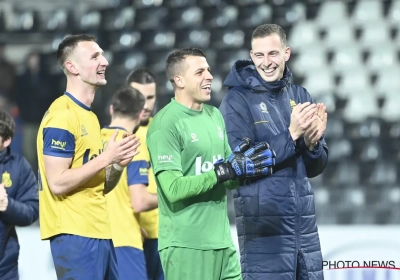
128, 180, 149, 186
43, 151, 74, 158
40, 231, 112, 240
158, 241, 233, 252
113, 244, 144, 250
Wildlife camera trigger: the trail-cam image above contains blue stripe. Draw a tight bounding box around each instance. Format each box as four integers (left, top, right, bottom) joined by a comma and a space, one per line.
43, 127, 75, 158
65, 92, 91, 111
127, 161, 149, 186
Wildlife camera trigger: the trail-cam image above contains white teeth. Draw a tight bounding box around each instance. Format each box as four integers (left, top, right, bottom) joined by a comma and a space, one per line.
263, 68, 275, 74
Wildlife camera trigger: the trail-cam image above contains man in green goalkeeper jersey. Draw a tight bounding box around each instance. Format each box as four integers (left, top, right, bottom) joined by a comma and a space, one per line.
146, 47, 276, 280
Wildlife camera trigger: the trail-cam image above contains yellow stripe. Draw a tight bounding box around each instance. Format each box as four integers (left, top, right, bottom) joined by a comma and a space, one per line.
254, 121, 269, 124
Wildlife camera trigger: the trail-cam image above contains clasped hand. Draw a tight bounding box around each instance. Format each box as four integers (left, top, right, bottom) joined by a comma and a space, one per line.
103, 130, 141, 167
0, 184, 8, 212
289, 102, 327, 151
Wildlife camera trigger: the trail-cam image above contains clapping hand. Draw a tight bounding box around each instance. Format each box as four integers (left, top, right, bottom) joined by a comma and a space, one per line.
304, 103, 327, 151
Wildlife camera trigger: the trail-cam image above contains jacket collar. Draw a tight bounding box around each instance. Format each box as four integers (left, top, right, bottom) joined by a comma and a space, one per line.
0, 147, 14, 164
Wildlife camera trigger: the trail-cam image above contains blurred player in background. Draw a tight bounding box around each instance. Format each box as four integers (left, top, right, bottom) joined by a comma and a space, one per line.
101, 86, 153, 280
37, 34, 140, 280
0, 110, 38, 280
126, 69, 163, 280
146, 47, 276, 280
220, 24, 328, 280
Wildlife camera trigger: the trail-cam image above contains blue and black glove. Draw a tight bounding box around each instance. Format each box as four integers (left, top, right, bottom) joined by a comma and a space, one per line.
214, 138, 276, 184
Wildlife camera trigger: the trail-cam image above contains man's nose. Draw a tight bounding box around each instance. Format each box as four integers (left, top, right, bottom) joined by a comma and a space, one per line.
263, 56, 271, 66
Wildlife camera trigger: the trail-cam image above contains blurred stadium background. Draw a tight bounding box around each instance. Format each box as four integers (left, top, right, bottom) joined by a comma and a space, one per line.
1, 0, 400, 279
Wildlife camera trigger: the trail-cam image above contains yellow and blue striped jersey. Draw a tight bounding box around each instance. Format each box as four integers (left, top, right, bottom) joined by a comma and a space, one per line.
37, 92, 111, 240
101, 126, 144, 249
136, 119, 159, 239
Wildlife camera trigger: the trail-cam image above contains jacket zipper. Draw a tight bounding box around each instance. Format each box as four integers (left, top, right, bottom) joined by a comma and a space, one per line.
277, 87, 301, 267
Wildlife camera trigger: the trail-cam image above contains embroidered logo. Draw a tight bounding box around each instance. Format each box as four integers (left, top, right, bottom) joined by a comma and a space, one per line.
191, 133, 198, 142
260, 102, 268, 113
289, 99, 297, 111
2, 171, 12, 188
81, 125, 88, 136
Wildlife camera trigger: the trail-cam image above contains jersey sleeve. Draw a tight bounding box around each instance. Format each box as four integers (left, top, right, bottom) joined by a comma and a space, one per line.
127, 161, 149, 186
126, 138, 150, 186
147, 128, 182, 175
42, 114, 75, 158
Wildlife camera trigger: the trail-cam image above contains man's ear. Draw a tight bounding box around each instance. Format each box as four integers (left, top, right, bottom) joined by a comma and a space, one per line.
249, 50, 255, 64
65, 60, 79, 75
284, 47, 291, 62
109, 105, 114, 116
174, 75, 184, 88
2, 137, 11, 149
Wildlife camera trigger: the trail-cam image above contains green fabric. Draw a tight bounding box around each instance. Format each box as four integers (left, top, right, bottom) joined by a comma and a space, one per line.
160, 246, 242, 280
156, 170, 217, 203
147, 98, 235, 251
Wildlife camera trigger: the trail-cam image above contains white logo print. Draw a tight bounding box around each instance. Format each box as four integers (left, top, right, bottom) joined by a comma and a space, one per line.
217, 126, 224, 140
158, 155, 173, 163
260, 102, 268, 113
195, 154, 223, 175
191, 133, 198, 142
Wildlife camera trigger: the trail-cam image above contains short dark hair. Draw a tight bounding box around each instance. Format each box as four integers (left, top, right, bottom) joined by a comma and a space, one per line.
166, 47, 206, 83
126, 69, 156, 85
0, 110, 15, 140
57, 34, 96, 69
252, 24, 287, 47
111, 87, 145, 120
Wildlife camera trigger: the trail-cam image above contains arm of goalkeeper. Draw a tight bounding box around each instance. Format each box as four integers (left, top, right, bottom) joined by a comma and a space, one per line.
214, 138, 276, 184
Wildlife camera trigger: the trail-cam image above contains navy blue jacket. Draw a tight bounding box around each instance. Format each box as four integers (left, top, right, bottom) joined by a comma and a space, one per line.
0, 148, 39, 280
219, 60, 328, 280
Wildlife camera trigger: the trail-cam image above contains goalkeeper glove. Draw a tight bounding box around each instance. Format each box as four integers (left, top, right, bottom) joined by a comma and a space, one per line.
214, 138, 276, 184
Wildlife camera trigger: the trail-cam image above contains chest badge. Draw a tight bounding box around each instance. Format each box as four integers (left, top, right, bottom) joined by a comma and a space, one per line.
2, 171, 12, 188
81, 125, 88, 137
260, 102, 268, 113
289, 99, 297, 111
191, 133, 198, 142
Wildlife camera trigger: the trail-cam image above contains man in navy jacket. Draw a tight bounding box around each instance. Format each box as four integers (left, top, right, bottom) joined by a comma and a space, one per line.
219, 24, 328, 280
0, 109, 39, 280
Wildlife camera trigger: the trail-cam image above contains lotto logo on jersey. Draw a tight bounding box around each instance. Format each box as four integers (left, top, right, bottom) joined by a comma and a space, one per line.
51, 139, 67, 150
158, 155, 173, 163
195, 155, 223, 175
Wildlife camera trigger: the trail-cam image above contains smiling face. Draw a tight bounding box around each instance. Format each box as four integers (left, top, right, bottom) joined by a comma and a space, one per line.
129, 82, 156, 125
250, 33, 291, 82
175, 55, 213, 103
66, 41, 109, 86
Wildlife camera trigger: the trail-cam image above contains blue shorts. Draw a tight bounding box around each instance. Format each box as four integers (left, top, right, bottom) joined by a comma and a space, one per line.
49, 234, 118, 280
115, 246, 147, 280
143, 239, 164, 280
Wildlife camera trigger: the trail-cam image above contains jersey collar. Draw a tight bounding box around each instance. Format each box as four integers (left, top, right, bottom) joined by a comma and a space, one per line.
64, 92, 91, 111
103, 126, 128, 132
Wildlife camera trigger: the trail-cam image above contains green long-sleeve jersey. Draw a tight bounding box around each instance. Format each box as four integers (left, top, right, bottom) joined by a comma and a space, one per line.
147, 98, 238, 251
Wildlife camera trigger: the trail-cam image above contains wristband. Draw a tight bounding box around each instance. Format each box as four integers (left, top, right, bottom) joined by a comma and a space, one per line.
112, 163, 124, 171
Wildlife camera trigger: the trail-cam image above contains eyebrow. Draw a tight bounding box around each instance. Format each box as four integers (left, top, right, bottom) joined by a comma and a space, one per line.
91, 51, 104, 59
254, 50, 279, 55
195, 67, 210, 72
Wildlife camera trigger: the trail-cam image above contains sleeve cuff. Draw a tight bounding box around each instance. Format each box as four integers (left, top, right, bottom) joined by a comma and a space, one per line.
305, 141, 322, 159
